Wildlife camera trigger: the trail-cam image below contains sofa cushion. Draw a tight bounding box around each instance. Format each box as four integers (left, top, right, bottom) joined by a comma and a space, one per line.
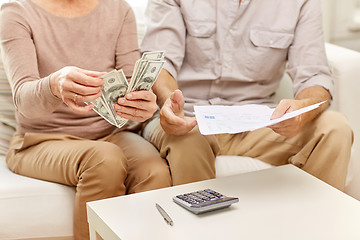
0, 155, 75, 239
215, 156, 274, 178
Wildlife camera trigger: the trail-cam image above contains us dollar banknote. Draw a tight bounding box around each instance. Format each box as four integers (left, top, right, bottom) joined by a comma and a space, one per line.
88, 51, 165, 128
91, 95, 116, 126
128, 51, 165, 93
100, 69, 129, 128
131, 60, 165, 92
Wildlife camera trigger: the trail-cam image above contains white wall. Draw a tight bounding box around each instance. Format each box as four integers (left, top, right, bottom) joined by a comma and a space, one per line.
321, 0, 360, 51
127, 0, 149, 43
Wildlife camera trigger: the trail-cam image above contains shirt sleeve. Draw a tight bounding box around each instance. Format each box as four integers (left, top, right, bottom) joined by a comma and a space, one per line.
0, 3, 62, 119
115, 3, 140, 80
286, 0, 334, 99
140, 0, 186, 80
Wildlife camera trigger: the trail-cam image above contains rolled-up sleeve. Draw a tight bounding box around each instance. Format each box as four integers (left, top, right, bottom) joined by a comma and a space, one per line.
286, 0, 334, 99
140, 0, 186, 79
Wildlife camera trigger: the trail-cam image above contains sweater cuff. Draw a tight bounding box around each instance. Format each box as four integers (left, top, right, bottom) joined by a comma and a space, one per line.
41, 74, 63, 107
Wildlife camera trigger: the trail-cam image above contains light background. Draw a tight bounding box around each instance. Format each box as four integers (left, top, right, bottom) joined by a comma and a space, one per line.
321, 0, 360, 51
127, 0, 360, 51
127, 0, 360, 52
0, 0, 358, 51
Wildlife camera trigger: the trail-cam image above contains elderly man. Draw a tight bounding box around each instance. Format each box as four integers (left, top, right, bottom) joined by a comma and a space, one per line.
129, 0, 353, 190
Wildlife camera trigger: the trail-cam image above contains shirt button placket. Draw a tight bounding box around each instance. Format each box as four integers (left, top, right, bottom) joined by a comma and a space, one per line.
222, 29, 234, 77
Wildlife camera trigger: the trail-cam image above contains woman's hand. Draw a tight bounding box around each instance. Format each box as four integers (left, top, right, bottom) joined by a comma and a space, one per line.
114, 90, 158, 122
50, 66, 105, 113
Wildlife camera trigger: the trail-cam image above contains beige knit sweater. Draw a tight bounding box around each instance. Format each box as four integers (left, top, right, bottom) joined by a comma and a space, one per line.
0, 0, 140, 139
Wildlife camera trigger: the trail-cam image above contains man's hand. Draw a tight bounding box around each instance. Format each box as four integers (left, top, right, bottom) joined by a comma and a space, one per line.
159, 89, 197, 135
269, 86, 331, 138
268, 99, 311, 138
50, 66, 105, 113
114, 90, 158, 122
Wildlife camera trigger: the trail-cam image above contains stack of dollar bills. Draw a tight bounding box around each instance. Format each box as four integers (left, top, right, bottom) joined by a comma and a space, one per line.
87, 51, 165, 128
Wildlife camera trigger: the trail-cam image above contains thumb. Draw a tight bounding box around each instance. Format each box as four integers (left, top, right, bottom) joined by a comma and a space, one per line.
170, 89, 185, 113
271, 101, 291, 120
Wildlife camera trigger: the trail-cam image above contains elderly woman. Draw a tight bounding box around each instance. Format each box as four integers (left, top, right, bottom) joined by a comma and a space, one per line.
0, 0, 171, 239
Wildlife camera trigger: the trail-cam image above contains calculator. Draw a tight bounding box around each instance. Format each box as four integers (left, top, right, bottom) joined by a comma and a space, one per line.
173, 189, 239, 214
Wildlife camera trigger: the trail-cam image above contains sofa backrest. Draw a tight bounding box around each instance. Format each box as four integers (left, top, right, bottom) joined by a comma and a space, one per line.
0, 54, 16, 155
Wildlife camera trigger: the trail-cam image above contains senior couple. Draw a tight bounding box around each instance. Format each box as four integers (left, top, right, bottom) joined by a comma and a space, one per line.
0, 0, 352, 239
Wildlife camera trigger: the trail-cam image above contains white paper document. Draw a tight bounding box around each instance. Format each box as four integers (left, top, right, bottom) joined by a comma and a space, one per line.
194, 101, 326, 135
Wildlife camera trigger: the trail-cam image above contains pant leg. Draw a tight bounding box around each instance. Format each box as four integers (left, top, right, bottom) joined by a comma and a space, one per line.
218, 111, 353, 191
6, 133, 128, 240
142, 117, 219, 185
105, 130, 171, 194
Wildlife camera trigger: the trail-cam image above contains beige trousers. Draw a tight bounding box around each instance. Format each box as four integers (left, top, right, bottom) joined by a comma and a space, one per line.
6, 130, 171, 240
143, 110, 353, 191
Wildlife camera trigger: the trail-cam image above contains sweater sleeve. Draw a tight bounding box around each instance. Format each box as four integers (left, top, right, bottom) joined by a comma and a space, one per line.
0, 3, 62, 119
115, 3, 141, 80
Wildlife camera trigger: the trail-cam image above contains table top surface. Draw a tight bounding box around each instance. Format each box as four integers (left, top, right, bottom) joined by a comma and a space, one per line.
87, 165, 360, 240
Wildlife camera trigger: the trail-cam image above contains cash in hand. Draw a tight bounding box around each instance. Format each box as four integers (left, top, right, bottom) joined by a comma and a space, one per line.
86, 51, 165, 128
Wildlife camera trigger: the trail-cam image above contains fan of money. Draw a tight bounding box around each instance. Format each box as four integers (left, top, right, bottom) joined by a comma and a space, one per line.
87, 51, 165, 128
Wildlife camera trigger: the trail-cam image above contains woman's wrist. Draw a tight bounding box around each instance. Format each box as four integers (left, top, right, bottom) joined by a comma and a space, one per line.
48, 71, 62, 99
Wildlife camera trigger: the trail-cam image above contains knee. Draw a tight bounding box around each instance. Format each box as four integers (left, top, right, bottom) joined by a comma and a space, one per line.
143, 160, 171, 189
144, 117, 219, 156
80, 142, 127, 186
146, 158, 171, 183
127, 157, 171, 193
319, 111, 353, 143
165, 126, 219, 154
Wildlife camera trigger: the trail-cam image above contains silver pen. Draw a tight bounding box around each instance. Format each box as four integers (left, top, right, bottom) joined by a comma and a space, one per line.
156, 203, 174, 226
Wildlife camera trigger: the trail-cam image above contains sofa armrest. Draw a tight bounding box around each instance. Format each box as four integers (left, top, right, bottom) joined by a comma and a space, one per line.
325, 43, 360, 200
325, 43, 360, 122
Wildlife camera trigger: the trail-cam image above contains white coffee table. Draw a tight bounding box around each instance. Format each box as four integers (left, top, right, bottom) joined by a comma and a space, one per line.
87, 165, 360, 240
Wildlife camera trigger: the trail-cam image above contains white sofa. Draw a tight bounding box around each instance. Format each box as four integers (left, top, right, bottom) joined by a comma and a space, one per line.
1, 5, 360, 240
1, 43, 359, 240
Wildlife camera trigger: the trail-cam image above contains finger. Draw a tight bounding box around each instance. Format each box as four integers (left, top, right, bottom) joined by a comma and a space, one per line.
73, 91, 103, 103
125, 91, 156, 102
116, 111, 148, 122
115, 104, 155, 122
61, 80, 102, 98
268, 119, 292, 129
78, 69, 107, 78
63, 98, 93, 114
271, 101, 291, 120
61, 87, 102, 103
116, 99, 157, 114
161, 117, 197, 135
162, 111, 197, 129
115, 106, 144, 118
161, 106, 185, 126
73, 84, 102, 96
68, 70, 104, 87
170, 90, 184, 113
